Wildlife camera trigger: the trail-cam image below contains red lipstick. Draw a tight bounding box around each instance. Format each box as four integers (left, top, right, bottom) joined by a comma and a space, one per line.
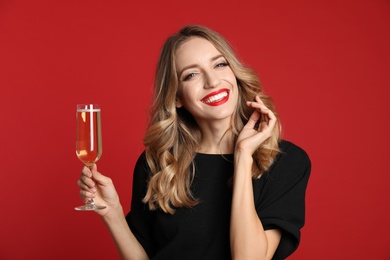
201, 88, 230, 106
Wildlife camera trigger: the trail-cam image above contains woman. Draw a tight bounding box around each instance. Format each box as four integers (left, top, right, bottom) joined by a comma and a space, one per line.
78, 25, 311, 259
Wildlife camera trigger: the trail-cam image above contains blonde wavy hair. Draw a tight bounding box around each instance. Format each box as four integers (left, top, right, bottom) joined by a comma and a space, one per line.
143, 25, 281, 214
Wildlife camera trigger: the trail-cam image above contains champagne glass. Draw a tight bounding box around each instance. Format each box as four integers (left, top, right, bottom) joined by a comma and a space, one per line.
75, 104, 106, 211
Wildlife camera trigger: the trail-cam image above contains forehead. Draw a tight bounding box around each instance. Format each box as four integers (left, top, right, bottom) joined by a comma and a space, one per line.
175, 37, 221, 67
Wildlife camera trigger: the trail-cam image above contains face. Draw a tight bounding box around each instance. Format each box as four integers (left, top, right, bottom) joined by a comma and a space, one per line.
175, 37, 239, 126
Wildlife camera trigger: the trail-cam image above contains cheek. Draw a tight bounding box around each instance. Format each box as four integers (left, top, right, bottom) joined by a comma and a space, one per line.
231, 84, 240, 105
176, 88, 185, 108
181, 83, 200, 99
177, 88, 196, 108
232, 90, 239, 106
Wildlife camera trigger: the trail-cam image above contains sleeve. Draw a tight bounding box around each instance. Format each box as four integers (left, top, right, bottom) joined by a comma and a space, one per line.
125, 151, 157, 257
254, 141, 311, 260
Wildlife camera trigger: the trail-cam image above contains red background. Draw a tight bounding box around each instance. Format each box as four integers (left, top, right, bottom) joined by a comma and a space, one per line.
1, 0, 389, 259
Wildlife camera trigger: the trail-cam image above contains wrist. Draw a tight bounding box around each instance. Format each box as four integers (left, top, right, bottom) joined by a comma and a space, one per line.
234, 152, 254, 179
234, 151, 253, 164
100, 204, 124, 223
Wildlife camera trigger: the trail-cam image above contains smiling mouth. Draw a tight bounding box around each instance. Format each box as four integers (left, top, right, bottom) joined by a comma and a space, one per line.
201, 89, 230, 106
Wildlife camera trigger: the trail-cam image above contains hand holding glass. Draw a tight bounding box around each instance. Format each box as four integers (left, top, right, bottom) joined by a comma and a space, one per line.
75, 104, 106, 211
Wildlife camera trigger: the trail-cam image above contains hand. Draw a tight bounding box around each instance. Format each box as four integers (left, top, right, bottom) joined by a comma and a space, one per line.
235, 95, 277, 156
77, 164, 121, 217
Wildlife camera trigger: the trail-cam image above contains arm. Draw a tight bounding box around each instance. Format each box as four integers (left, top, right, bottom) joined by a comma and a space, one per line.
230, 153, 281, 260
78, 165, 149, 260
230, 96, 281, 259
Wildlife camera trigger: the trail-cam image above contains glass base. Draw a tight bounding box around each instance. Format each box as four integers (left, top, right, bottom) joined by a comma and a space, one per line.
74, 203, 106, 211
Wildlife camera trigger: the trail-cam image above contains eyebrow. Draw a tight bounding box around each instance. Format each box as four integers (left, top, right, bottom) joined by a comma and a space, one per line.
178, 54, 225, 78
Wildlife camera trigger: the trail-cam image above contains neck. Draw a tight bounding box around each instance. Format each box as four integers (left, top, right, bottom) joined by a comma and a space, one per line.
197, 123, 234, 154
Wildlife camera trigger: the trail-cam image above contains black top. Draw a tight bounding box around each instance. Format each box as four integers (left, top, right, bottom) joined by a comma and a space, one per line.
126, 140, 311, 259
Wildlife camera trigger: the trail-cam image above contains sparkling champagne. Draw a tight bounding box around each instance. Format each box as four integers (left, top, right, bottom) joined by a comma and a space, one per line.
76, 108, 102, 167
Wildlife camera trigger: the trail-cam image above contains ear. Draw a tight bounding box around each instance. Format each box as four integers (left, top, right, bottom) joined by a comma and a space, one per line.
176, 96, 183, 108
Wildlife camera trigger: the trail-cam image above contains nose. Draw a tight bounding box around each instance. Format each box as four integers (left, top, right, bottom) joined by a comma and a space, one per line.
204, 71, 221, 89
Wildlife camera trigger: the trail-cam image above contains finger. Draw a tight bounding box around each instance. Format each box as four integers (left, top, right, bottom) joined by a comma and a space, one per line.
257, 114, 277, 135
248, 95, 265, 107
79, 189, 96, 202
249, 97, 276, 122
258, 121, 274, 134
244, 109, 261, 129
247, 101, 268, 115
255, 95, 263, 104
77, 179, 97, 193
90, 164, 113, 186
79, 173, 96, 189
248, 97, 270, 113
246, 102, 274, 129
253, 119, 277, 142
81, 166, 92, 178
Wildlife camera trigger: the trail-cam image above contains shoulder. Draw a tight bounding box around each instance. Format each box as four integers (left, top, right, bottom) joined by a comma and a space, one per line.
267, 140, 311, 181
278, 140, 311, 165
135, 150, 147, 167
133, 150, 150, 183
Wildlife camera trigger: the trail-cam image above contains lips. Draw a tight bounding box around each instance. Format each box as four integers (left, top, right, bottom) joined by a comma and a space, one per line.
201, 88, 230, 106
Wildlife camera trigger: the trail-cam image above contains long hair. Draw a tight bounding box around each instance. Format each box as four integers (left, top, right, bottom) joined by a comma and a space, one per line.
143, 25, 281, 214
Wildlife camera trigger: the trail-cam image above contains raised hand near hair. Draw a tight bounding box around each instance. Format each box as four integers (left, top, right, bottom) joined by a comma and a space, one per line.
77, 164, 121, 217
235, 95, 277, 156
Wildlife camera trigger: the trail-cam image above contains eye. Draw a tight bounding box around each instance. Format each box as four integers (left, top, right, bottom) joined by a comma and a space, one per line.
215, 61, 229, 68
183, 72, 196, 81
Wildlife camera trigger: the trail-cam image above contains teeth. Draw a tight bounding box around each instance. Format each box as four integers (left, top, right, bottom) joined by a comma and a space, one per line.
203, 91, 228, 103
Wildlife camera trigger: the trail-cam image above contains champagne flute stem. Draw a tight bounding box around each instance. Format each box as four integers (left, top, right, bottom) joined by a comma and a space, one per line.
86, 165, 97, 206
85, 198, 96, 206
